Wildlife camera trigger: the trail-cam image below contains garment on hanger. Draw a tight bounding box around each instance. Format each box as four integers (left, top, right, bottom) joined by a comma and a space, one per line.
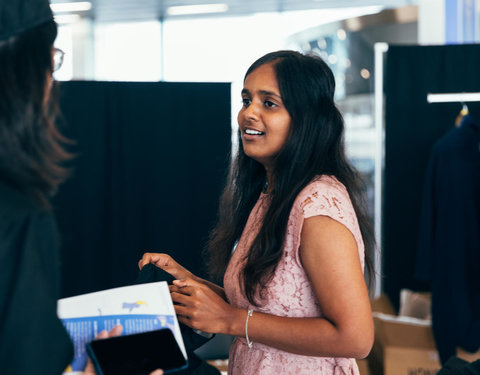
455, 104, 469, 127
416, 114, 480, 364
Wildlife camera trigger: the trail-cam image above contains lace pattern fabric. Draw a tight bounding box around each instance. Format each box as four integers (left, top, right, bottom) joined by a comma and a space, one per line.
224, 175, 364, 374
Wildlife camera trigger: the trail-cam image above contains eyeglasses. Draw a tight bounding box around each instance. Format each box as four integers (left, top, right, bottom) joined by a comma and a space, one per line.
53, 48, 65, 72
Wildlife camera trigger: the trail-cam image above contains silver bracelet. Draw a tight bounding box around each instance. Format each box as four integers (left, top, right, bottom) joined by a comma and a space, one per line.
245, 309, 253, 348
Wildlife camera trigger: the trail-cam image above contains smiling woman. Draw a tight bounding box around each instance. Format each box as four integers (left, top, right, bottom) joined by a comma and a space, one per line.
238, 63, 292, 177
140, 50, 376, 375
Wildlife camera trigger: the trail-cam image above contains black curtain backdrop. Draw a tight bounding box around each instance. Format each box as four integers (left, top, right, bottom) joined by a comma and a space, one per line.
384, 44, 480, 310
53, 81, 231, 298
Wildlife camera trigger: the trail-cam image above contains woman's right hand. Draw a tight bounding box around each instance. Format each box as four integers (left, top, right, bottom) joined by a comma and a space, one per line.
138, 253, 194, 281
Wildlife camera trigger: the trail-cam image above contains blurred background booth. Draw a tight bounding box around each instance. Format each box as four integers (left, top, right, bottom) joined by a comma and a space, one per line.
46, 0, 480, 370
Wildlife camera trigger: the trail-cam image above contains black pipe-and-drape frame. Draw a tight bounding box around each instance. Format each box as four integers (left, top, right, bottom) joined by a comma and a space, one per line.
54, 81, 231, 298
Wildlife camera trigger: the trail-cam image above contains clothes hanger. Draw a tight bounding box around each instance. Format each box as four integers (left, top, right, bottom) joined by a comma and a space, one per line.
455, 102, 469, 127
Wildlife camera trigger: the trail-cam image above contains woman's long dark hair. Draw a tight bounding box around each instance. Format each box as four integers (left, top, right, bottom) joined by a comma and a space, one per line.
0, 20, 70, 210
207, 50, 376, 305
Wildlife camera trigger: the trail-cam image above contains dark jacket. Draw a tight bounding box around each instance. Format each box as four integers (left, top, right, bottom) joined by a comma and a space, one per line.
416, 115, 480, 364
0, 180, 73, 374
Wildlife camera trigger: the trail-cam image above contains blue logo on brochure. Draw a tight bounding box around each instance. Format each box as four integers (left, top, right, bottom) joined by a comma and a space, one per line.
122, 301, 148, 312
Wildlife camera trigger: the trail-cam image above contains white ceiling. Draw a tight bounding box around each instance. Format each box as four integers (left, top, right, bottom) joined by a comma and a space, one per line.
50, 0, 418, 22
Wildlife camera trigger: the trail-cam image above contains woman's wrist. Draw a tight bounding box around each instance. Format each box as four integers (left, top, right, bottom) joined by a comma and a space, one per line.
225, 307, 249, 337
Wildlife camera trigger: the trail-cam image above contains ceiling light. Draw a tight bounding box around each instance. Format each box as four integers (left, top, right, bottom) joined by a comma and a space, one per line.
50, 2, 92, 13
360, 68, 370, 79
166, 4, 229, 16
328, 54, 338, 64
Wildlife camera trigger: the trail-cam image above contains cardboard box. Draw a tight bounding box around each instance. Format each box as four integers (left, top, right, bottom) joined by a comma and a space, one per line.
368, 294, 441, 375
371, 294, 396, 315
207, 359, 228, 373
399, 289, 431, 320
457, 347, 480, 363
374, 313, 441, 375
357, 358, 371, 375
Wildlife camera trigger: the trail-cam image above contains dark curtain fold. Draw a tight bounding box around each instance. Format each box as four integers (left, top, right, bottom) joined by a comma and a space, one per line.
384, 44, 480, 309
53, 81, 231, 298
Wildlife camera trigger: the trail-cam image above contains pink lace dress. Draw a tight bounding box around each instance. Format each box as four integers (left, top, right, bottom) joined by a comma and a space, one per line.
223, 175, 365, 375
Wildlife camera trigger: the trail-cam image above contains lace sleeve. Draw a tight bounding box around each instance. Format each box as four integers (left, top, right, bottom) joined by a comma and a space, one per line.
302, 189, 347, 221
300, 178, 352, 220
298, 176, 365, 268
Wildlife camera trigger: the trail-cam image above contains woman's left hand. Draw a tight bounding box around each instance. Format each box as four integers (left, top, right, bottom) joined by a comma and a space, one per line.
171, 278, 241, 335
82, 325, 123, 374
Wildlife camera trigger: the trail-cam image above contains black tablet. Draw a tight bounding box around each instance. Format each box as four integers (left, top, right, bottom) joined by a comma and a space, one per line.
86, 328, 188, 375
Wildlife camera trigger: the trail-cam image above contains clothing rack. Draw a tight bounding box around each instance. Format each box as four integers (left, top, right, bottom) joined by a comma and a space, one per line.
427, 92, 480, 103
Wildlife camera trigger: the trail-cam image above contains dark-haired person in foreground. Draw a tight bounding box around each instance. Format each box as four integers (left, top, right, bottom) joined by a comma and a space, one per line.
140, 50, 375, 374
0, 1, 73, 373
0, 1, 163, 374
